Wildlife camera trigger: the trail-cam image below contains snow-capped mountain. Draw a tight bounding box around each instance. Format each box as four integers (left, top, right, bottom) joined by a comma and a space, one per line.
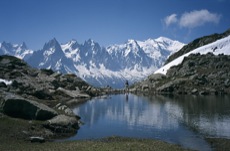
155, 35, 230, 75
61, 37, 184, 88
0, 37, 185, 88
26, 38, 76, 74
0, 41, 33, 59
137, 37, 183, 67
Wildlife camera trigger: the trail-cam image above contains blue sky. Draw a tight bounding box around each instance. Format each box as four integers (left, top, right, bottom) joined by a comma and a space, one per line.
0, 0, 229, 50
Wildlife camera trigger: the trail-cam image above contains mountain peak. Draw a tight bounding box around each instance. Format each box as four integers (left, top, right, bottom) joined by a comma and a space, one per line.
21, 42, 28, 50
1, 41, 11, 47
83, 39, 101, 50
47, 38, 59, 45
51, 38, 58, 43
127, 39, 140, 50
85, 39, 94, 44
67, 39, 78, 46
127, 39, 137, 43
1, 41, 7, 45
1, 41, 13, 51
155, 37, 174, 43
43, 38, 61, 50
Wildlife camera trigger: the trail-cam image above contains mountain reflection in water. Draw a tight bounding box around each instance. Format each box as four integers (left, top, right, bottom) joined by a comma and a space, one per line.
66, 94, 230, 151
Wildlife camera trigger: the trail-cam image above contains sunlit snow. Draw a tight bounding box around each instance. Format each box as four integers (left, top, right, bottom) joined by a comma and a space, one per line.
155, 35, 230, 75
0, 78, 12, 85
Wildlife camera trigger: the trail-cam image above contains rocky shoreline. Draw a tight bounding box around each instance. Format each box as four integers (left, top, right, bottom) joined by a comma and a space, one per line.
131, 53, 230, 95
0, 55, 105, 141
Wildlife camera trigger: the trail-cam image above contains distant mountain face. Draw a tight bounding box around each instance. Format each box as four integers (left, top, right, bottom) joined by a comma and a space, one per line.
0, 41, 33, 60
0, 37, 185, 88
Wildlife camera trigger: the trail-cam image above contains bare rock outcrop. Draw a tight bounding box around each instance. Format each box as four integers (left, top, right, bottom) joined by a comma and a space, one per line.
0, 92, 58, 120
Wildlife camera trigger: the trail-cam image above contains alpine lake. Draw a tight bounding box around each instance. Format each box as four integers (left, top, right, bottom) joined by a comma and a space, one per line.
63, 94, 230, 151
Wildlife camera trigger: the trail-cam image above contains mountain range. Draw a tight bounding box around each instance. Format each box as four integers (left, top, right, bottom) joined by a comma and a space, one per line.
0, 37, 185, 88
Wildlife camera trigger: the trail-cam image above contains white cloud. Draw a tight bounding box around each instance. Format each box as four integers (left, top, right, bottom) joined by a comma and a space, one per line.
179, 9, 221, 28
164, 9, 221, 29
164, 14, 178, 27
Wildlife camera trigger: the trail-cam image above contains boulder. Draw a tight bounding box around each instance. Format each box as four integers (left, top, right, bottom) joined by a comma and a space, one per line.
43, 114, 79, 133
56, 87, 90, 98
64, 108, 75, 116
142, 85, 149, 91
156, 81, 174, 93
54, 103, 62, 109
148, 73, 166, 82
0, 93, 58, 120
30, 136, 45, 143
224, 79, 230, 87
191, 88, 198, 94
58, 105, 67, 110
32, 89, 53, 100
199, 91, 209, 95
56, 104, 75, 116
0, 82, 7, 88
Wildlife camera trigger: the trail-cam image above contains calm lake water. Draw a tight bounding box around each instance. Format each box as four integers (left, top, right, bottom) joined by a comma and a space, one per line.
66, 94, 230, 151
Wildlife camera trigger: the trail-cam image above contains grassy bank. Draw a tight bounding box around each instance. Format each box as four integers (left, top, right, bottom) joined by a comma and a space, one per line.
0, 137, 190, 151
206, 137, 230, 151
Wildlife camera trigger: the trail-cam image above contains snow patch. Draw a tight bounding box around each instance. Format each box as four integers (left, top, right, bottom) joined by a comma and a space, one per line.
155, 35, 230, 75
0, 78, 12, 85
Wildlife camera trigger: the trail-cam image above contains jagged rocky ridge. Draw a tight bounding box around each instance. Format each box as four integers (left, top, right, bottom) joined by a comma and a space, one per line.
166, 28, 230, 64
132, 53, 230, 95
0, 41, 33, 60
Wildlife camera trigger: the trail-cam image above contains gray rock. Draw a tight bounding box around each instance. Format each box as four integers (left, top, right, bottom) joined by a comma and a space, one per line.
56, 104, 75, 116
142, 85, 149, 91
30, 136, 45, 143
199, 91, 209, 95
56, 87, 90, 98
58, 105, 67, 110
148, 73, 166, 82
64, 108, 75, 116
55, 103, 62, 109
0, 82, 7, 88
224, 79, 230, 87
86, 86, 92, 91
156, 81, 174, 93
191, 89, 198, 94
43, 114, 79, 133
32, 89, 53, 100
0, 93, 58, 120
